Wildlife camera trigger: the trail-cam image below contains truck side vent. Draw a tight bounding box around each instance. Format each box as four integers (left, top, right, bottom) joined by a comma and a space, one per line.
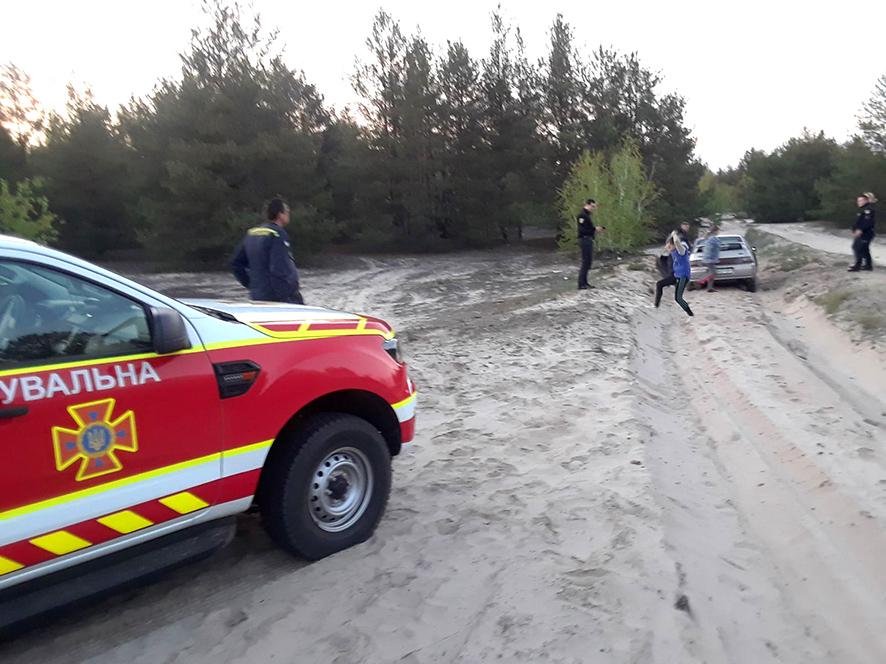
213, 361, 261, 399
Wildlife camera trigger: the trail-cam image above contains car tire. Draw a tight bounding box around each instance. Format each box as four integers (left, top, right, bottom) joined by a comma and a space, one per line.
745, 278, 757, 293
261, 413, 392, 560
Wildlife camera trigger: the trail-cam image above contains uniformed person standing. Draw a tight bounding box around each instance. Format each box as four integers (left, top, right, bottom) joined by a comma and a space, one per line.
577, 198, 604, 290
849, 192, 877, 272
230, 197, 305, 304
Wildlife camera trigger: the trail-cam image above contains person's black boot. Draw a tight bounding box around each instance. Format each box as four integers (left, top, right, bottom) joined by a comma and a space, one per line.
862, 265, 873, 271
848, 265, 861, 272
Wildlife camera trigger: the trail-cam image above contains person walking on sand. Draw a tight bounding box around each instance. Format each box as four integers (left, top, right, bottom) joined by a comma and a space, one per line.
230, 197, 305, 304
665, 231, 694, 317
576, 198, 605, 290
848, 192, 877, 272
697, 225, 721, 292
654, 238, 677, 308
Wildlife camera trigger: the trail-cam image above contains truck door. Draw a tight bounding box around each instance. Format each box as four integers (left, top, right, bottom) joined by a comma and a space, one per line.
0, 259, 222, 581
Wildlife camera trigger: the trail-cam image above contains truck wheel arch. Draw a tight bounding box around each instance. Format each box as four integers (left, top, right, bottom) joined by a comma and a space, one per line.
255, 389, 401, 513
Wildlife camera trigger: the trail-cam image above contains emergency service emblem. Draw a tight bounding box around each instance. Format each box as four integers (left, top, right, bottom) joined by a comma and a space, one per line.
51, 398, 138, 481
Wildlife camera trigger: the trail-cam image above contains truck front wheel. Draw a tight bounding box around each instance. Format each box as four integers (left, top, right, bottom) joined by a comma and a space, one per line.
261, 413, 392, 560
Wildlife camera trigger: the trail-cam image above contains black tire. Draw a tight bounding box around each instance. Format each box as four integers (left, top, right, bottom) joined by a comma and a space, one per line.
745, 278, 757, 293
261, 413, 392, 560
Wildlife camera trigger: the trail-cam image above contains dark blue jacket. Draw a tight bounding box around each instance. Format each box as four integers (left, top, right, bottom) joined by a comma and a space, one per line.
577, 208, 596, 238
230, 222, 301, 302
854, 204, 876, 240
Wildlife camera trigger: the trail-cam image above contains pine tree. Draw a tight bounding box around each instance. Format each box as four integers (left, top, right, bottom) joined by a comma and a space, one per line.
859, 74, 886, 154
33, 88, 134, 257
436, 41, 486, 241
118, 1, 330, 262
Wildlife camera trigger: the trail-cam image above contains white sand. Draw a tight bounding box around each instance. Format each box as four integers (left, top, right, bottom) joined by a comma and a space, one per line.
3, 239, 885, 663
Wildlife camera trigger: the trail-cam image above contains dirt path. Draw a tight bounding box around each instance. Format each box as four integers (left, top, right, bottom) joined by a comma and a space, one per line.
752, 221, 885, 264
635, 282, 886, 663
3, 245, 886, 663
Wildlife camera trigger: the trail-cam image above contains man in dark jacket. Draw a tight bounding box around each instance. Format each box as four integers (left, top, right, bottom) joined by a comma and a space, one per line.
849, 192, 877, 272
230, 197, 304, 303
577, 198, 604, 289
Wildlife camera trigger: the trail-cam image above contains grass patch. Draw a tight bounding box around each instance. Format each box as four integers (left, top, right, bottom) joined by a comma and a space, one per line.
815, 289, 852, 315
775, 246, 817, 271
853, 312, 886, 332
745, 227, 816, 271
744, 227, 777, 250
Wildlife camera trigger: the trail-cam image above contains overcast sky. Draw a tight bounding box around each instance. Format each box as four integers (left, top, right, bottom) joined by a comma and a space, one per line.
2, 0, 884, 169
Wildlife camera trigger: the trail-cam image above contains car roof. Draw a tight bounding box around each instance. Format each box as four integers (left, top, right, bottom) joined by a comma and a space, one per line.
0, 234, 40, 249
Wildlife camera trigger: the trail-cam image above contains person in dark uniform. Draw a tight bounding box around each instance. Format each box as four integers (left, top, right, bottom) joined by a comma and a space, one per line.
577, 198, 605, 289
848, 192, 877, 272
230, 197, 305, 304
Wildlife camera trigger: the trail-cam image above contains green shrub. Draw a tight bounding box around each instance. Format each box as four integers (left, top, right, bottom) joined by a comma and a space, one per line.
0, 178, 59, 243
557, 139, 656, 253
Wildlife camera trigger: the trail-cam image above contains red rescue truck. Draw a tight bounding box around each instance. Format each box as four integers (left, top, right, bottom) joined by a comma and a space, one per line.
0, 234, 416, 631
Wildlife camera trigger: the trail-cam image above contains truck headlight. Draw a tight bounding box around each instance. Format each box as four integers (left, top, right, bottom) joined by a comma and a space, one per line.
383, 338, 403, 363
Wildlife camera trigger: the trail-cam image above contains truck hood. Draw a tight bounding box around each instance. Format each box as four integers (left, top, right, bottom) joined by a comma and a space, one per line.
182, 298, 359, 324
181, 299, 393, 339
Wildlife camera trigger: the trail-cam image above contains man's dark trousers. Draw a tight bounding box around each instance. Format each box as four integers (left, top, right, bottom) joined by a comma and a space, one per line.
578, 236, 594, 288
853, 237, 873, 269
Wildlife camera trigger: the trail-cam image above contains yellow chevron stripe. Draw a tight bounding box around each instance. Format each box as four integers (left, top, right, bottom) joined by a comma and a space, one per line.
98, 510, 154, 534
30, 530, 92, 555
0, 556, 24, 576
160, 492, 209, 515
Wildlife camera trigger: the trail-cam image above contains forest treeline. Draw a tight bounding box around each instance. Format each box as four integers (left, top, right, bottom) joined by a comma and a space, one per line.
1, 3, 883, 264
701, 75, 886, 225
0, 3, 703, 262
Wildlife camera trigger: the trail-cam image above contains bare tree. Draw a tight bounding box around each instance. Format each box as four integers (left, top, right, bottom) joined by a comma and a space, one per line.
0, 63, 44, 146
859, 74, 886, 154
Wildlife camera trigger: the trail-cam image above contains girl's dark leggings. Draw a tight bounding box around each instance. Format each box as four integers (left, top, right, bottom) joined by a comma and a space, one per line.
675, 277, 693, 316
654, 275, 676, 306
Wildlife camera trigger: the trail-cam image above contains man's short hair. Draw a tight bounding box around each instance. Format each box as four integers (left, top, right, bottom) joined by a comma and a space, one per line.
267, 197, 289, 221
585, 198, 596, 205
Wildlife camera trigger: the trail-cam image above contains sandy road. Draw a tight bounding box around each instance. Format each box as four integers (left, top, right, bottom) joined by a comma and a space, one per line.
3, 240, 886, 663
635, 282, 886, 663
752, 221, 885, 264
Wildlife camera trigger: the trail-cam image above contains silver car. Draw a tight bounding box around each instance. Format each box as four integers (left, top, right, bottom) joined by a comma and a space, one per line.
689, 234, 758, 292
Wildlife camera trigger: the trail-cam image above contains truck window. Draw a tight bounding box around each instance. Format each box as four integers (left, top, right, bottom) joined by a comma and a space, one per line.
0, 261, 153, 370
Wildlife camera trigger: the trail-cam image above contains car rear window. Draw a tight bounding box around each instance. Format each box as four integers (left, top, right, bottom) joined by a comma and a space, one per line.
695, 238, 744, 251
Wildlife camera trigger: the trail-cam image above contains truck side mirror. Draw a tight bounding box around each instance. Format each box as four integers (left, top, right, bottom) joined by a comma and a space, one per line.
151, 307, 192, 355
